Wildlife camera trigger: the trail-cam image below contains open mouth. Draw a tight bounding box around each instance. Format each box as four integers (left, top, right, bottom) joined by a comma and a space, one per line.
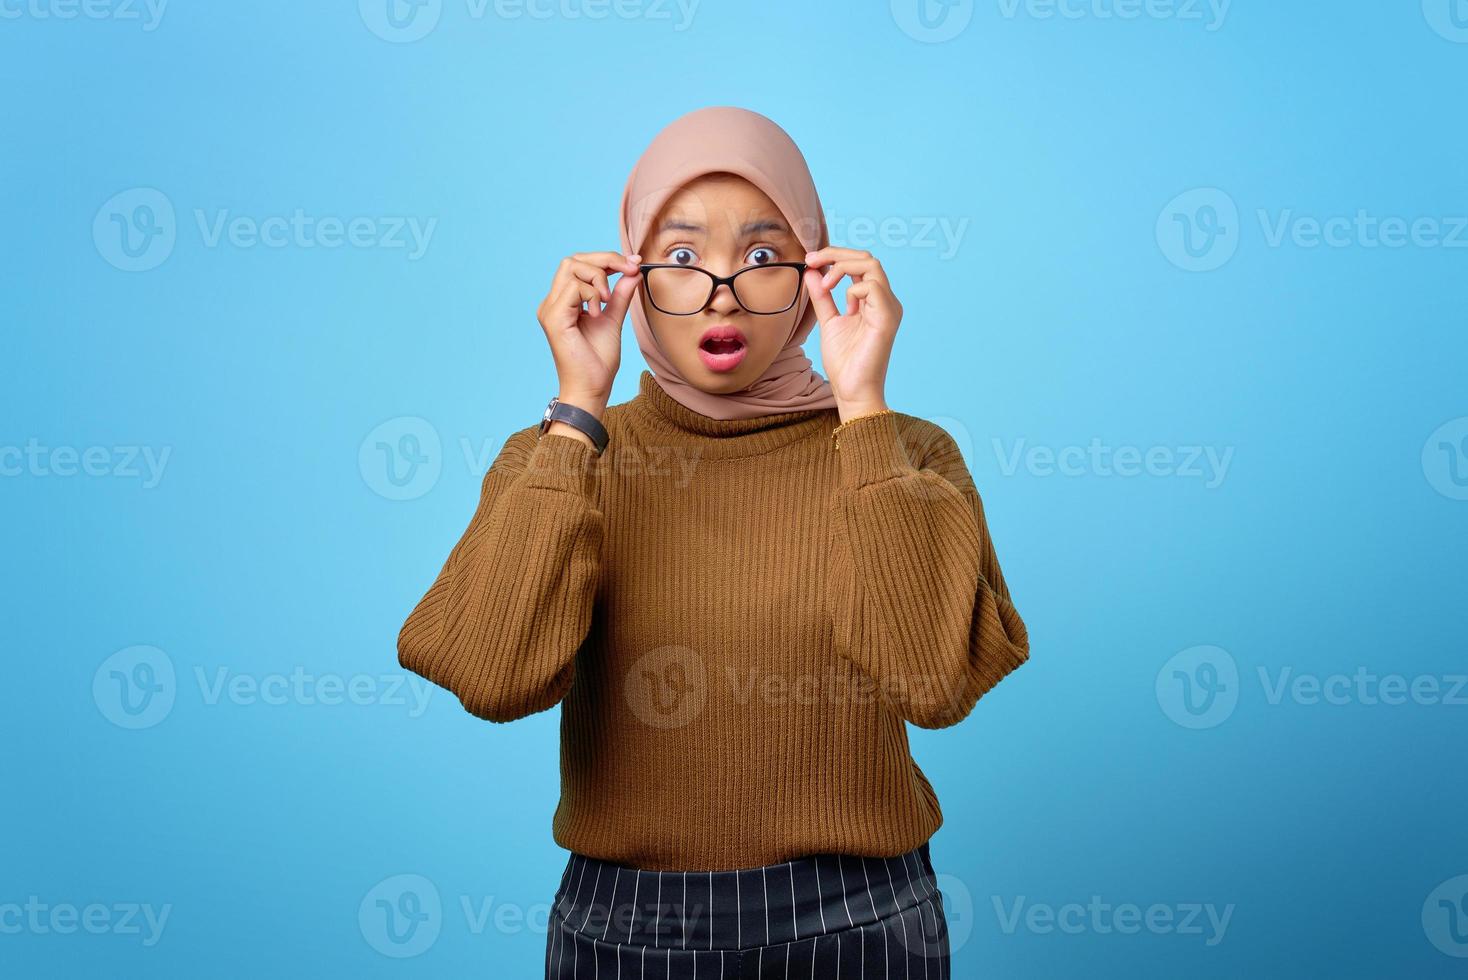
697, 326, 748, 373
701, 336, 745, 355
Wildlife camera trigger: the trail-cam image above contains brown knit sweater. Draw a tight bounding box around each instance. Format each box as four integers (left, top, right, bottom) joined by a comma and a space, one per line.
398, 369, 1029, 872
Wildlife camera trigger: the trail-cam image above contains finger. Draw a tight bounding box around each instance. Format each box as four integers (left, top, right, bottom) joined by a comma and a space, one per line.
568, 260, 612, 303
819, 258, 887, 290
601, 268, 641, 326
569, 250, 641, 274
804, 267, 841, 324
845, 280, 888, 318
550, 253, 631, 298
554, 280, 601, 321
804, 246, 874, 268
578, 281, 602, 319
543, 280, 591, 333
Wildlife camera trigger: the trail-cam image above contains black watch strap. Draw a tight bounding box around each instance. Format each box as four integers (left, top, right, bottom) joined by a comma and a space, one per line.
539, 397, 609, 455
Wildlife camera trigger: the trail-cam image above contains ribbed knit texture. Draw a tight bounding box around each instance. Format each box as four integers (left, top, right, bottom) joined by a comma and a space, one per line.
398, 369, 1029, 872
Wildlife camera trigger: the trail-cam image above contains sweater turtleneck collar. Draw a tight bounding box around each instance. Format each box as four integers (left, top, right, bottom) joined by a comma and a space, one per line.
622, 369, 835, 459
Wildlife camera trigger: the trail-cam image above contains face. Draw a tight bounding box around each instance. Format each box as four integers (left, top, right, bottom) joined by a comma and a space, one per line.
637, 173, 807, 394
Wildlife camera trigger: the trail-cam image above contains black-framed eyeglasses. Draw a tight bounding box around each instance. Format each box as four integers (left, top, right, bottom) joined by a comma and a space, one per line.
639, 262, 807, 316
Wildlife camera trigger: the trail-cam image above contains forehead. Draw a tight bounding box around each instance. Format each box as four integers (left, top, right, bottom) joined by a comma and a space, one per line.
650, 174, 788, 236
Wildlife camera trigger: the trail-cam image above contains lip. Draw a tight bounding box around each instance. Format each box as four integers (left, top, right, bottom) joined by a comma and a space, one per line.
697, 323, 748, 373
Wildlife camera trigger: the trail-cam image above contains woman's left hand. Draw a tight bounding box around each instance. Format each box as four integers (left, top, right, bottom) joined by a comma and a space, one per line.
803, 247, 902, 418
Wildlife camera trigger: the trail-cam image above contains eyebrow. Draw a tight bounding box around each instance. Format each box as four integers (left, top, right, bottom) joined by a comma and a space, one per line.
656, 218, 791, 237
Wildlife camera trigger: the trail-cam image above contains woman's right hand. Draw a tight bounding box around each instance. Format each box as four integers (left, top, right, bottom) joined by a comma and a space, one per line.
536, 251, 642, 415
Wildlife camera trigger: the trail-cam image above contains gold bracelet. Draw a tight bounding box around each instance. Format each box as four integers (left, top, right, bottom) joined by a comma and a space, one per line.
832, 408, 898, 447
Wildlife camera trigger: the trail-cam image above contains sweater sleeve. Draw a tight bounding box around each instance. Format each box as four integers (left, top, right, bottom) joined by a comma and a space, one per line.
825, 411, 1029, 729
397, 427, 604, 723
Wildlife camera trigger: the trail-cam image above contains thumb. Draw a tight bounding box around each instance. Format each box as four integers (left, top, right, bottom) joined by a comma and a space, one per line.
804, 268, 840, 324
603, 269, 642, 327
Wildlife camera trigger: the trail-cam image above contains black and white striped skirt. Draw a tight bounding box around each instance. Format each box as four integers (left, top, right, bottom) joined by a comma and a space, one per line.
545, 841, 950, 979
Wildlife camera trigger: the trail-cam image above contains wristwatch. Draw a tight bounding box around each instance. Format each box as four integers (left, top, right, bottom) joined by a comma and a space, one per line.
539, 396, 609, 455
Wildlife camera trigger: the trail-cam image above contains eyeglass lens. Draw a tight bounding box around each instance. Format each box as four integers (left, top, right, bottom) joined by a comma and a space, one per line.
645, 265, 801, 315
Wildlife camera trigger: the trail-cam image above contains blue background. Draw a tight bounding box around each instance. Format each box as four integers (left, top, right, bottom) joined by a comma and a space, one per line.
4, 1, 1466, 976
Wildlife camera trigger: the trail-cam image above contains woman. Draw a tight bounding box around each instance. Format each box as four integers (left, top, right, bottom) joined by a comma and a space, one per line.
397, 106, 1029, 978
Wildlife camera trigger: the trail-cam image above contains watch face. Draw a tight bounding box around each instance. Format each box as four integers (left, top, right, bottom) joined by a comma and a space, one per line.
540, 397, 558, 430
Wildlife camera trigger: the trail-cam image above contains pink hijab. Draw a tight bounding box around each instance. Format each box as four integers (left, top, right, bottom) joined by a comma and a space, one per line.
619, 106, 839, 420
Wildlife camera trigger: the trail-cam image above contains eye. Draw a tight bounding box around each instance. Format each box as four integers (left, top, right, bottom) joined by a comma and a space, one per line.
669, 247, 698, 266
747, 246, 777, 265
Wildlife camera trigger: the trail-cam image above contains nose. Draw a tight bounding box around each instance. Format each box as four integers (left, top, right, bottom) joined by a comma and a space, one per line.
706, 279, 742, 316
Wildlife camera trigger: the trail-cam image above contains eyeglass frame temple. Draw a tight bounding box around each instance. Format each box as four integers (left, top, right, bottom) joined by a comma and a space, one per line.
636, 262, 809, 315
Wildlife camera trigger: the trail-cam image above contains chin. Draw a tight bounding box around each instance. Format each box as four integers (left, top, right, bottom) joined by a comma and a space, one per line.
685, 367, 747, 393
683, 354, 772, 393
